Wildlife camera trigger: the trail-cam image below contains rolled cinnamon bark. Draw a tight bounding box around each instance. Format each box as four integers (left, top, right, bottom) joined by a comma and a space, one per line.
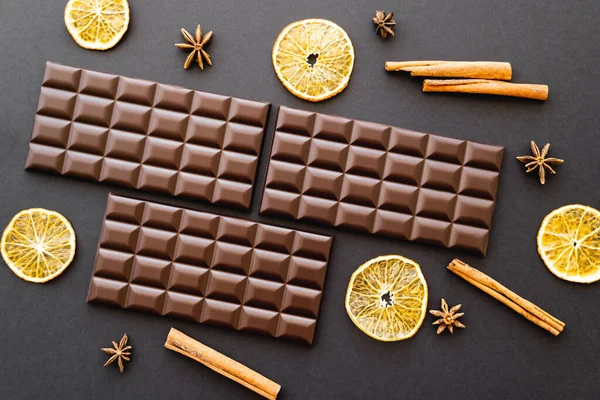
165, 328, 281, 399
447, 260, 564, 335
423, 79, 549, 100
385, 61, 512, 80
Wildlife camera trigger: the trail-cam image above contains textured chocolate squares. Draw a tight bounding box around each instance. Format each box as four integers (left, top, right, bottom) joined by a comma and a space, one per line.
261, 106, 504, 256
87, 194, 333, 344
26, 62, 270, 209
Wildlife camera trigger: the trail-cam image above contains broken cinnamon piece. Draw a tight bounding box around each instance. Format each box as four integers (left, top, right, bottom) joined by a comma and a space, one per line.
385, 61, 512, 80
447, 259, 564, 335
423, 79, 549, 100
165, 328, 281, 399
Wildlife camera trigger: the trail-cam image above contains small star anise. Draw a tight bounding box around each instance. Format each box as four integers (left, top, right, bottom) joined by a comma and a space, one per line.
516, 141, 564, 185
175, 25, 213, 70
101, 333, 132, 373
430, 299, 466, 334
372, 10, 396, 39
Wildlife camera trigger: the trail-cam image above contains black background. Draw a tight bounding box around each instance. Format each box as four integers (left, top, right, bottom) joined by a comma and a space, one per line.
1, 1, 599, 399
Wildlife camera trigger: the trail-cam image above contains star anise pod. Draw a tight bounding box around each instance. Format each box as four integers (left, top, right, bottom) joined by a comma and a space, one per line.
516, 141, 564, 185
430, 299, 466, 334
372, 10, 396, 39
101, 333, 132, 373
175, 25, 213, 70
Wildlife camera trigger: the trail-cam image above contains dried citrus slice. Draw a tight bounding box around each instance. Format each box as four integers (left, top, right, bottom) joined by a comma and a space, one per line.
1, 209, 76, 283
537, 204, 600, 283
64, 0, 130, 51
272, 19, 355, 102
345, 255, 428, 341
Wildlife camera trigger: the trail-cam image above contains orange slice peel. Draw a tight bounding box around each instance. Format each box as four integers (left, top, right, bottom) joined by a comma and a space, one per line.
1, 209, 76, 283
345, 255, 428, 341
272, 19, 355, 102
537, 204, 600, 283
64, 0, 130, 51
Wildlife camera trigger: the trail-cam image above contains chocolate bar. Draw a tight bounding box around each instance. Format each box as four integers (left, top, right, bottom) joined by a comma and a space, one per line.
261, 106, 504, 256
87, 194, 333, 344
26, 62, 270, 209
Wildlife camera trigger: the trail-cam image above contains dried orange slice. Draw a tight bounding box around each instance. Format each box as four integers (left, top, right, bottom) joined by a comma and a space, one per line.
64, 0, 130, 51
537, 204, 600, 283
345, 255, 428, 341
272, 19, 355, 102
1, 209, 76, 283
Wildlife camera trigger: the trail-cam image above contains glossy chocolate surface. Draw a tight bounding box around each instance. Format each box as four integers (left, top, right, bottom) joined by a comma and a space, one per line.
26, 62, 270, 209
261, 106, 504, 256
87, 194, 333, 344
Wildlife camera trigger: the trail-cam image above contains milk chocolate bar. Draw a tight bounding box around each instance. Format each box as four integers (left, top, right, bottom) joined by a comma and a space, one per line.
87, 194, 333, 344
26, 62, 270, 209
261, 106, 504, 256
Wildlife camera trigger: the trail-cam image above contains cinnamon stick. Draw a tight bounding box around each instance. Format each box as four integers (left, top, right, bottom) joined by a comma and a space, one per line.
165, 328, 281, 399
447, 259, 564, 336
451, 269, 561, 336
385, 61, 512, 80
423, 79, 549, 100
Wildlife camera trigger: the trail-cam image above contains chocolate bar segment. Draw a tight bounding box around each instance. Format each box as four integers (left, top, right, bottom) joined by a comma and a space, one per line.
26, 62, 270, 209
87, 194, 333, 344
260, 106, 504, 256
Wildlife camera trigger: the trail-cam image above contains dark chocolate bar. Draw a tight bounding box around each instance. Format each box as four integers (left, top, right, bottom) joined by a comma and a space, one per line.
87, 194, 333, 344
261, 106, 504, 256
26, 62, 270, 209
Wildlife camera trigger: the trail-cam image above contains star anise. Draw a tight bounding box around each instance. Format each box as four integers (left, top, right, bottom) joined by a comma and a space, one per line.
516, 141, 564, 185
101, 333, 132, 373
373, 10, 396, 39
430, 299, 466, 334
175, 25, 213, 70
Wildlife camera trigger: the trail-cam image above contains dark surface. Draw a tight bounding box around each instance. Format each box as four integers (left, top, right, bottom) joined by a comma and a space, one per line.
261, 106, 504, 255
0, 1, 599, 399
88, 194, 332, 344
27, 62, 270, 209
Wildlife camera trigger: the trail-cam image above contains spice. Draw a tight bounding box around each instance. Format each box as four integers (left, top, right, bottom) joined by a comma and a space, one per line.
165, 328, 281, 400
430, 299, 465, 334
517, 141, 564, 184
175, 25, 213, 70
422, 79, 549, 100
372, 11, 396, 38
101, 333, 132, 373
447, 259, 565, 336
385, 61, 512, 80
